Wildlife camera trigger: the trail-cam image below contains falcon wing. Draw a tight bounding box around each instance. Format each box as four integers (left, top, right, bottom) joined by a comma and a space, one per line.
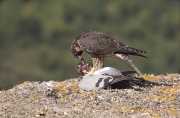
77, 31, 126, 55
114, 46, 147, 58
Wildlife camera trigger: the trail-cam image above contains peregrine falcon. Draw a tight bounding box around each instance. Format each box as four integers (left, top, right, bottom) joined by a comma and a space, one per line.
71, 30, 147, 76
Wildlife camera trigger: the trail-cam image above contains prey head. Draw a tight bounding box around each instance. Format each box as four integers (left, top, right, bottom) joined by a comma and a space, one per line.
76, 59, 89, 76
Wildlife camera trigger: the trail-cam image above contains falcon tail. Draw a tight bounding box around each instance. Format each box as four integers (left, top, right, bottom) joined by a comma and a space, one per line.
115, 47, 148, 58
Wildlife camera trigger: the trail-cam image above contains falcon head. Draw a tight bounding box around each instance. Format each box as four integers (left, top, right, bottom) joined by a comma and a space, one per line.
71, 30, 92, 59
71, 39, 83, 59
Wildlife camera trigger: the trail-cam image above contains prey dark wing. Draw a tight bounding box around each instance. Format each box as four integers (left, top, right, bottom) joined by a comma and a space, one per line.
102, 75, 138, 88
110, 75, 141, 85
77, 31, 125, 55
102, 71, 139, 85
121, 71, 137, 75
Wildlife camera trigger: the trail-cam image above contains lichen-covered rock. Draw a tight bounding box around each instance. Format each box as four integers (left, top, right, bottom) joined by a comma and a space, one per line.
0, 74, 180, 118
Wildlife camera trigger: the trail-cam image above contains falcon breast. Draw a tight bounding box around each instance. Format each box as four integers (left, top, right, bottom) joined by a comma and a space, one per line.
71, 30, 147, 76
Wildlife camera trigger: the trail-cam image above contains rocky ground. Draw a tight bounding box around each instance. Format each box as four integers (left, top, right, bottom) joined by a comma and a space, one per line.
0, 74, 180, 118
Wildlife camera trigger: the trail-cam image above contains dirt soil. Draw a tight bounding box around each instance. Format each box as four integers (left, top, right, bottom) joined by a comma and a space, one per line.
0, 74, 180, 118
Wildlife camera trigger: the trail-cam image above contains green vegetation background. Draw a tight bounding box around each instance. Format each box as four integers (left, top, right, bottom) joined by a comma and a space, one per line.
0, 0, 179, 90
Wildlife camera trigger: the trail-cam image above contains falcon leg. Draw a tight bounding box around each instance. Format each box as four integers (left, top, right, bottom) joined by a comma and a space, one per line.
117, 54, 143, 76
92, 57, 104, 69
125, 59, 142, 76
127, 60, 142, 76
83, 57, 104, 76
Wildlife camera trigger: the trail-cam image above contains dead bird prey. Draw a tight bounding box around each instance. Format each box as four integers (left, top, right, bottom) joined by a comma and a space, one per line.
77, 60, 141, 91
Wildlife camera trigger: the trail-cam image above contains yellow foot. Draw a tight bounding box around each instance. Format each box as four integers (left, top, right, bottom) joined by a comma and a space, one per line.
83, 67, 95, 76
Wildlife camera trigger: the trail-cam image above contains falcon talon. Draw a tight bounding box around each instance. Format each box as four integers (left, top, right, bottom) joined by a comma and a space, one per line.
138, 74, 144, 78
